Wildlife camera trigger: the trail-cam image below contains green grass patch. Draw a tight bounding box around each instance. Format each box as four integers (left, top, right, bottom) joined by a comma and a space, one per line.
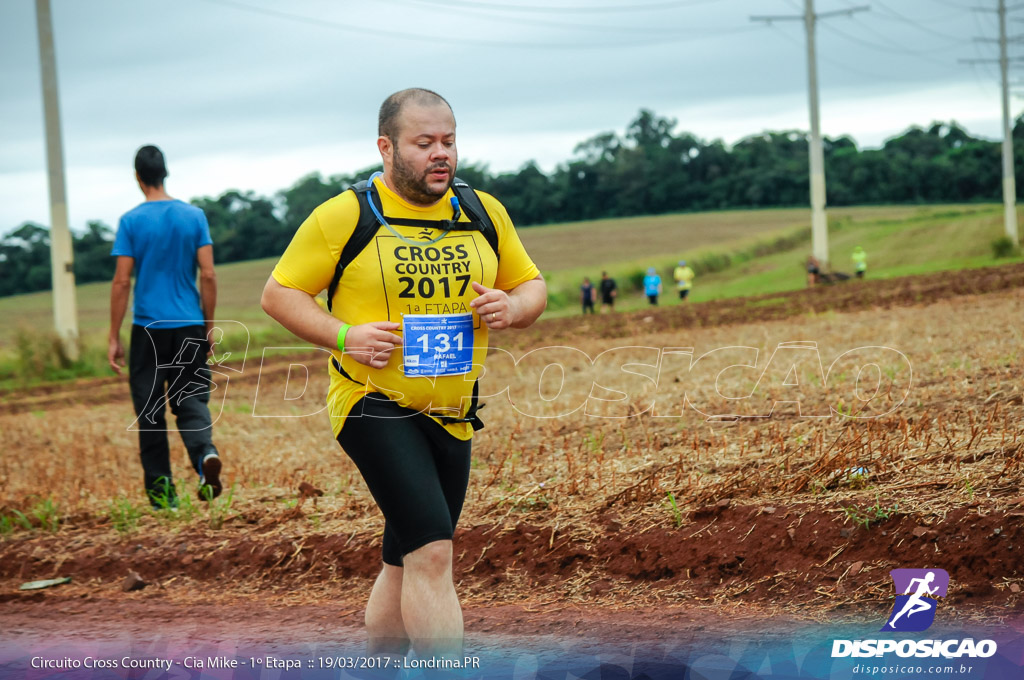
0, 498, 61, 534
207, 484, 237, 530
689, 203, 1024, 304
108, 497, 144, 533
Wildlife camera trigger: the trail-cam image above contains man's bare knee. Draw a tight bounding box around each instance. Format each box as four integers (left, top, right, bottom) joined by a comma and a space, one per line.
403, 540, 452, 578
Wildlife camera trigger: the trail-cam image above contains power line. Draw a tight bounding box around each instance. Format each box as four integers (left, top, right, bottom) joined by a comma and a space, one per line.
803, 3, 965, 60
817, 18, 961, 65
863, 0, 968, 40
972, 8, 1002, 82
391, 0, 743, 36
396, 0, 727, 14
845, 15, 967, 53
198, 0, 744, 49
768, 22, 905, 82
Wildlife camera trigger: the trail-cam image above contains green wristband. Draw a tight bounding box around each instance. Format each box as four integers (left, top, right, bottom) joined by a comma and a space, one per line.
337, 324, 352, 352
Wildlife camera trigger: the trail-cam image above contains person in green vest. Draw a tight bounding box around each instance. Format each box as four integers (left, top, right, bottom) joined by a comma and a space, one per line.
852, 246, 867, 279
673, 260, 695, 300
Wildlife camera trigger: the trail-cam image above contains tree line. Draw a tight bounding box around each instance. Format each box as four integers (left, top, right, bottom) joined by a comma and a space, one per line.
3, 110, 1024, 297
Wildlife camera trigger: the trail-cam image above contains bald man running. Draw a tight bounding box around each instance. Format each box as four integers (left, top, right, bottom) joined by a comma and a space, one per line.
262, 88, 546, 657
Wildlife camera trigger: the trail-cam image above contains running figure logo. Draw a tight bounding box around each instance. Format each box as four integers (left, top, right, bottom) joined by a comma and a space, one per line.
882, 568, 949, 632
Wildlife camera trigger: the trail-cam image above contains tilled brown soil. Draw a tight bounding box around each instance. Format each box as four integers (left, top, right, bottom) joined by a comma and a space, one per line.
2, 499, 1021, 621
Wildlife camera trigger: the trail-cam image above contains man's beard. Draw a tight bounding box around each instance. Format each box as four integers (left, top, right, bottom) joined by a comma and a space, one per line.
392, 146, 454, 205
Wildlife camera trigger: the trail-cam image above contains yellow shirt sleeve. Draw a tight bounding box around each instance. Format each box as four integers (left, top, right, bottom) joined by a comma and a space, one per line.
270, 192, 359, 295
478, 191, 541, 291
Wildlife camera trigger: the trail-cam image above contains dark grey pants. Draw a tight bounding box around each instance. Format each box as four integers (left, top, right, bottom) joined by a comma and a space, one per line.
128, 324, 218, 504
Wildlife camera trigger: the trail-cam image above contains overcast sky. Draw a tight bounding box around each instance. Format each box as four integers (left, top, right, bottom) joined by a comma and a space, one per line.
1, 0, 1019, 233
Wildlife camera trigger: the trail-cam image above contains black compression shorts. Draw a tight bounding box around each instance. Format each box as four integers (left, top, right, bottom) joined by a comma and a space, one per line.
336, 393, 472, 566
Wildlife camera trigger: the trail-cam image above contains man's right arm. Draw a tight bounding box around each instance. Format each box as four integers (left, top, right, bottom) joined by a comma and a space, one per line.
260, 278, 402, 369
261, 278, 346, 350
263, 198, 403, 368
108, 256, 134, 374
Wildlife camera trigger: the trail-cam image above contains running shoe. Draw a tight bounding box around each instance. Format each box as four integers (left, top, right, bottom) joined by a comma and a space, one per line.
198, 452, 222, 501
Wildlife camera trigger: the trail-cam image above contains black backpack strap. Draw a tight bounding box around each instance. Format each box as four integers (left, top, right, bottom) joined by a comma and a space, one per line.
452, 179, 499, 259
326, 180, 382, 312
435, 379, 486, 431
331, 355, 365, 385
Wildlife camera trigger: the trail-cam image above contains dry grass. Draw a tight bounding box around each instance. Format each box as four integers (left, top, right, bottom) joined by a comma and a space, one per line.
2, 289, 1021, 527
469, 291, 1023, 522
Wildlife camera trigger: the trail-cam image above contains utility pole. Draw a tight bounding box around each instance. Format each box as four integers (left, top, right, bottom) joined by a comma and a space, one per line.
998, 0, 1019, 244
964, 1, 1021, 244
35, 0, 79, 361
753, 1, 869, 268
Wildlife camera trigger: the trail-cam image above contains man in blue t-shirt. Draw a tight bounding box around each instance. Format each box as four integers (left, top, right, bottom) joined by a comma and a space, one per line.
643, 267, 662, 306
108, 145, 223, 508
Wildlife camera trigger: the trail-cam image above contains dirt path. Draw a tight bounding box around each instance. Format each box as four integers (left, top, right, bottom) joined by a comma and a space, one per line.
2, 589, 1020, 679
516, 261, 1024, 346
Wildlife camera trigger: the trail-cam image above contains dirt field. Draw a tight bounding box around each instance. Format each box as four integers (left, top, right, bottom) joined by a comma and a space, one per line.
2, 263, 1023, 653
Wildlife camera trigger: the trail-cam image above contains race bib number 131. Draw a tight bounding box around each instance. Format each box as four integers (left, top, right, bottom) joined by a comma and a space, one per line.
402, 313, 475, 377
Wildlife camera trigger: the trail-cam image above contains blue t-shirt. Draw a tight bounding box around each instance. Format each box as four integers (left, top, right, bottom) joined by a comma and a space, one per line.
643, 274, 661, 296
111, 200, 213, 329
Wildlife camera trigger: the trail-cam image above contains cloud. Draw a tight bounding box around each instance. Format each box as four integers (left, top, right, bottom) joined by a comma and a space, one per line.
0, 0, 1016, 232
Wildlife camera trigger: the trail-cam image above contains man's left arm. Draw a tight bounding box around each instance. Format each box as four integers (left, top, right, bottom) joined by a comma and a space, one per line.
197, 244, 217, 344
507, 275, 547, 328
471, 275, 546, 330
473, 194, 546, 329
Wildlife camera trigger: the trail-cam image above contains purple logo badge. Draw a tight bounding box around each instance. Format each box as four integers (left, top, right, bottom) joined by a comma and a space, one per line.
882, 568, 949, 632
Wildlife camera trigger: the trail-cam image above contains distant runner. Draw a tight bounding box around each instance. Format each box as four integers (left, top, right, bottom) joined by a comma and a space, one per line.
806, 254, 821, 287
673, 260, 694, 301
599, 271, 617, 313
580, 276, 596, 314
643, 267, 662, 305
852, 246, 867, 279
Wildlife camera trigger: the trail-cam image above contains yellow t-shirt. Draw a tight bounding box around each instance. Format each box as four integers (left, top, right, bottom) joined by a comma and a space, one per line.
271, 177, 540, 440
674, 265, 694, 290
